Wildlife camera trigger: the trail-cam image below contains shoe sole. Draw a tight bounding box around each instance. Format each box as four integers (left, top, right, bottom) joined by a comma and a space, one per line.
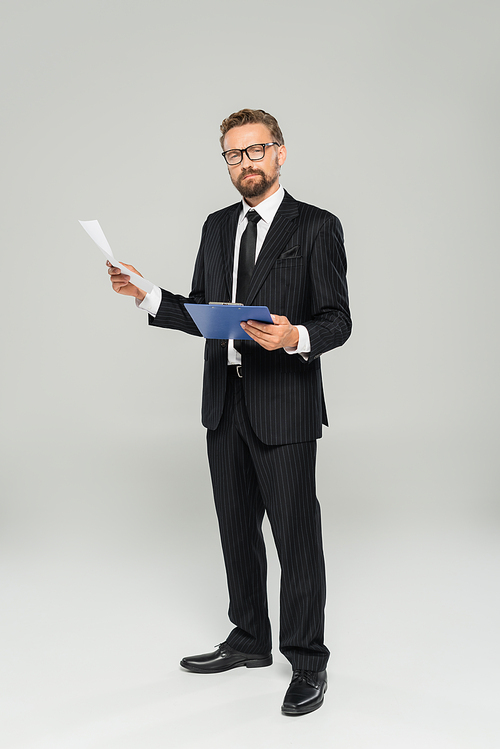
180, 655, 273, 673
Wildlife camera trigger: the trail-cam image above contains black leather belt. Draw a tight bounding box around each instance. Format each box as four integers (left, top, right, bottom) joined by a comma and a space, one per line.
229, 365, 243, 378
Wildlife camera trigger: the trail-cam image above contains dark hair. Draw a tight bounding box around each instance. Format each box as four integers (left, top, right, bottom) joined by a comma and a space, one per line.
219, 109, 284, 148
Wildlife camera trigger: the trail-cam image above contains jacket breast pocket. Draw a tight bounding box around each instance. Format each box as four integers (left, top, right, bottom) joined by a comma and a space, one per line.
278, 244, 301, 260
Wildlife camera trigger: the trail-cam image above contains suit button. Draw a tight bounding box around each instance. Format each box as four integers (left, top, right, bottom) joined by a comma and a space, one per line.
220, 341, 227, 348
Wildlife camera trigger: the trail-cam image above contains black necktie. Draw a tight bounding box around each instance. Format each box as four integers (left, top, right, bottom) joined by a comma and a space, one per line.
236, 210, 261, 304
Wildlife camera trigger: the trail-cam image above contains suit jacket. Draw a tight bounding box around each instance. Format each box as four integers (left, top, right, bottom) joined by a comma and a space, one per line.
149, 190, 352, 445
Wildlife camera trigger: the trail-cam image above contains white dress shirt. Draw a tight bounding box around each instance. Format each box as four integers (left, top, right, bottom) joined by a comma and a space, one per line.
138, 185, 310, 362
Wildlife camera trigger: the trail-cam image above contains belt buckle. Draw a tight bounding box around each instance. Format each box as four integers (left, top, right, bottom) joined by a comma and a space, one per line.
236, 365, 243, 378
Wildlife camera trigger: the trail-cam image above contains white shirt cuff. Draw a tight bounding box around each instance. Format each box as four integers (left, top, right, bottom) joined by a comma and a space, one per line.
284, 324, 310, 360
136, 285, 162, 316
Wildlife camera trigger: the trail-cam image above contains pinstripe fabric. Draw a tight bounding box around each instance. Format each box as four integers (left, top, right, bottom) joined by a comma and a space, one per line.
207, 370, 329, 671
149, 191, 352, 445
148, 190, 351, 671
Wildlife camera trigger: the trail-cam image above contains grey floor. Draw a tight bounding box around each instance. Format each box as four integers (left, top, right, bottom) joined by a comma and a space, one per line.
2, 505, 498, 748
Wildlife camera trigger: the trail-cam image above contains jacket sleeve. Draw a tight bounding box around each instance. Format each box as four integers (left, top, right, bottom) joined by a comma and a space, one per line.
303, 215, 352, 361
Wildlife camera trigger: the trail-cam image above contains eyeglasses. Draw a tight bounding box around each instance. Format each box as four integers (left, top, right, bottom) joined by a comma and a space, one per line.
221, 142, 280, 166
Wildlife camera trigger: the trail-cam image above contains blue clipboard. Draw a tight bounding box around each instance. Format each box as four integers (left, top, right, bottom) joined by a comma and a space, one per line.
184, 303, 273, 340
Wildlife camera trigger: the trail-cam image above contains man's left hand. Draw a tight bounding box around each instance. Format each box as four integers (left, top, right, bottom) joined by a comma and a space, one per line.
241, 314, 299, 351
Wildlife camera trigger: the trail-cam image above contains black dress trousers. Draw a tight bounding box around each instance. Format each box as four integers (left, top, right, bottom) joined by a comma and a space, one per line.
206, 368, 330, 672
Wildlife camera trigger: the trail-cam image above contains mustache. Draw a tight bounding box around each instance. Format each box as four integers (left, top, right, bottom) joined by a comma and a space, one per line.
238, 167, 265, 179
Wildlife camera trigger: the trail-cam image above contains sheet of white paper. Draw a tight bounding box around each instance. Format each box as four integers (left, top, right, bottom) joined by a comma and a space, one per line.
79, 219, 155, 294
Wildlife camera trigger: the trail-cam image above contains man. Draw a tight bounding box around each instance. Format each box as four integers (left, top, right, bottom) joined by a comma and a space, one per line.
108, 109, 351, 715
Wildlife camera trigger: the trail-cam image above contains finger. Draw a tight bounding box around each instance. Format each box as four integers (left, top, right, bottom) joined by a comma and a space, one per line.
243, 326, 281, 349
112, 279, 135, 294
120, 262, 142, 277
110, 274, 130, 287
271, 314, 288, 325
243, 320, 273, 334
242, 326, 266, 345
241, 322, 263, 339
108, 267, 130, 281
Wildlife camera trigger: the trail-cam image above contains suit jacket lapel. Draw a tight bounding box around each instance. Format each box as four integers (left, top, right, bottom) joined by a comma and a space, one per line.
246, 191, 299, 305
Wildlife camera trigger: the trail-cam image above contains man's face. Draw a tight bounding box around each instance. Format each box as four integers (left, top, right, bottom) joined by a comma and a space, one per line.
223, 123, 287, 204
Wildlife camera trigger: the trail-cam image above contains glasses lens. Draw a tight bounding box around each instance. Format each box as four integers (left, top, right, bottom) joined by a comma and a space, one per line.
224, 150, 241, 165
247, 145, 265, 160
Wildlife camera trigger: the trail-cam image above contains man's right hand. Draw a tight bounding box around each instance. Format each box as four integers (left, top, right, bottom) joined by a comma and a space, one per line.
107, 260, 146, 302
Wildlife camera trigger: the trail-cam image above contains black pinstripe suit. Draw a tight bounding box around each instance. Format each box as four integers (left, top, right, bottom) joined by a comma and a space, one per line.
150, 190, 351, 670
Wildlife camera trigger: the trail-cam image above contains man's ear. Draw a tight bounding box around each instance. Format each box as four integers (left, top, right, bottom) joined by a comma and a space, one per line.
278, 144, 287, 167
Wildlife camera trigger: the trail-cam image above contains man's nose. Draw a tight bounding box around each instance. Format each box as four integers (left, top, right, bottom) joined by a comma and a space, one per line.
241, 150, 254, 166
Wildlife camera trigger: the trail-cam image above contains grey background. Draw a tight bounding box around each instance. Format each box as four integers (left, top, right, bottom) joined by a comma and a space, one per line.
1, 0, 499, 747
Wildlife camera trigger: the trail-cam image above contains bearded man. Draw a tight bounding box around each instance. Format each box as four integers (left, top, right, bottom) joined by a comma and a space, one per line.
108, 109, 351, 715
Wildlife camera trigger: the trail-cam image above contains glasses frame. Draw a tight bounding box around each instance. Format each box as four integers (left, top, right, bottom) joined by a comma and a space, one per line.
221, 142, 280, 166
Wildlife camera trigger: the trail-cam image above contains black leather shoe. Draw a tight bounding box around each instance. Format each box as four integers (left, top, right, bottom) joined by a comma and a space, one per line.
180, 642, 273, 673
281, 669, 327, 715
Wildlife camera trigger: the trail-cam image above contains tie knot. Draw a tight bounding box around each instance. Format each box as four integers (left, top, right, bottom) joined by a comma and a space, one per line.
246, 210, 261, 225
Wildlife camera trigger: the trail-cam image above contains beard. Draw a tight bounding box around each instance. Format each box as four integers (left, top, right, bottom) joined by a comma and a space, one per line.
231, 157, 280, 199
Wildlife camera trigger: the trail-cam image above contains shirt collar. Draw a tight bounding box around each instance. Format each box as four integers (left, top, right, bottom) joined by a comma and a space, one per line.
239, 184, 285, 225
